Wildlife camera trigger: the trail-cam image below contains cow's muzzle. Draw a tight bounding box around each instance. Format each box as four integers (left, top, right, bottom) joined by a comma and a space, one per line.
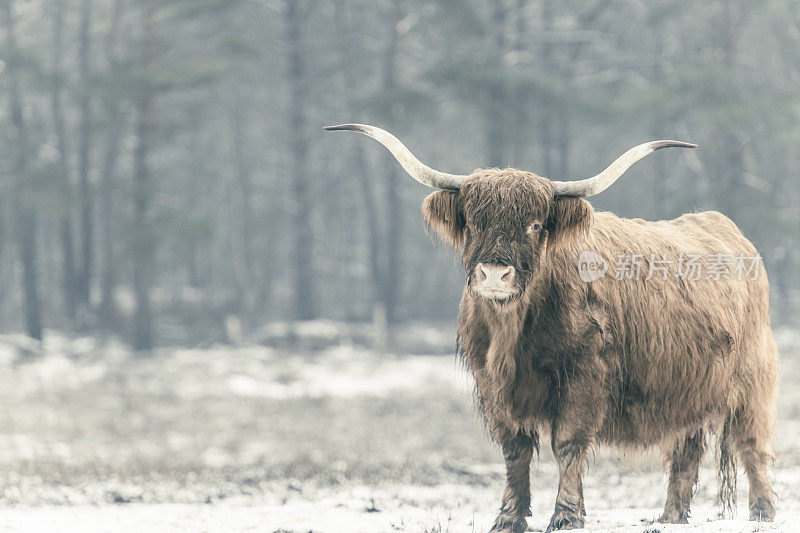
472, 262, 519, 301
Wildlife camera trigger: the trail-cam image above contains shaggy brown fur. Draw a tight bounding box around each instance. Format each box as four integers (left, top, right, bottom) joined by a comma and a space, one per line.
421, 168, 778, 532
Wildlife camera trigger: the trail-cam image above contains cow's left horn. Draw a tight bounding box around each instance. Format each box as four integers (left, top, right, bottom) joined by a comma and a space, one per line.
552, 140, 697, 197
323, 124, 468, 190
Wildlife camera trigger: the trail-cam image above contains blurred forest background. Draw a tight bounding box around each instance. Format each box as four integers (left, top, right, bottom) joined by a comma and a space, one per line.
1, 0, 799, 350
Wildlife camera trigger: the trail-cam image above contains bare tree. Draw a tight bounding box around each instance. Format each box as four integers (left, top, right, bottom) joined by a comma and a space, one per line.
487, 0, 509, 168
98, 0, 126, 330
284, 0, 316, 320
132, 0, 155, 350
538, 0, 554, 178
381, 0, 406, 326
5, 0, 42, 340
716, 1, 752, 223
229, 97, 255, 334
333, 2, 382, 316
556, 0, 611, 179
77, 0, 95, 313
50, 0, 78, 323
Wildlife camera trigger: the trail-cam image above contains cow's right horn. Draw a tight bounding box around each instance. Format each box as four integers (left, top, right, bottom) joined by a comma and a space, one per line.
323, 124, 467, 190
551, 140, 697, 197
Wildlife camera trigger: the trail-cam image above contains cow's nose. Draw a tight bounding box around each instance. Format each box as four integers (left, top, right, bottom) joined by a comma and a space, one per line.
477, 263, 515, 287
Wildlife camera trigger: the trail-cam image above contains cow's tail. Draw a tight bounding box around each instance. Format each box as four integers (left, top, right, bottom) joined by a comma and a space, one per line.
717, 417, 737, 517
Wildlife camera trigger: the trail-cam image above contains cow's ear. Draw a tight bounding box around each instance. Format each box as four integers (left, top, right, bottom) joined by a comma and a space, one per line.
422, 190, 466, 249
547, 196, 593, 247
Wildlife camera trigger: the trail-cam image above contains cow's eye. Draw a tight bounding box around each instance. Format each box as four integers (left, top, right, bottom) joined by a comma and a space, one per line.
527, 221, 542, 234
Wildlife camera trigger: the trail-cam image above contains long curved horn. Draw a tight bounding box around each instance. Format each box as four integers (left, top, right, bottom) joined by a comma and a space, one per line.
552, 140, 697, 197
323, 124, 467, 190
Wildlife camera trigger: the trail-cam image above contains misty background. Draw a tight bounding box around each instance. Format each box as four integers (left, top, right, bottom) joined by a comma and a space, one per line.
1, 0, 798, 350
2, 1, 800, 531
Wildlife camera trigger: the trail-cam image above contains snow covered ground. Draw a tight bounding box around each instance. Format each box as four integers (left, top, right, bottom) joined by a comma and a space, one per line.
0, 325, 798, 532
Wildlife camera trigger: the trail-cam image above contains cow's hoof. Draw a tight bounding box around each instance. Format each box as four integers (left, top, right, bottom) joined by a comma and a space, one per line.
546, 509, 583, 532
750, 498, 775, 522
657, 509, 689, 524
489, 517, 526, 533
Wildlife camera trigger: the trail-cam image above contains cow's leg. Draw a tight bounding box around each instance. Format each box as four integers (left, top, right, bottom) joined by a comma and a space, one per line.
547, 434, 589, 532
731, 406, 776, 521
546, 368, 606, 532
489, 431, 536, 533
658, 429, 705, 523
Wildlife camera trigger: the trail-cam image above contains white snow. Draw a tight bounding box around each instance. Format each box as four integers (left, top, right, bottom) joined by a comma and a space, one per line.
0, 501, 795, 532
0, 326, 797, 532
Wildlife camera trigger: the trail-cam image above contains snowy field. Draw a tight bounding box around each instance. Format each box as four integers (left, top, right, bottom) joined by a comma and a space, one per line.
0, 324, 798, 532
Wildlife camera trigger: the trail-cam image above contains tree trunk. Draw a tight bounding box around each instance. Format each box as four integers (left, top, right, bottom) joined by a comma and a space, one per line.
132, 0, 155, 351
230, 98, 255, 334
50, 0, 78, 324
98, 0, 125, 331
487, 0, 507, 168
332, 3, 382, 320
650, 37, 669, 219
284, 0, 315, 320
718, 2, 747, 222
557, 112, 570, 180
185, 130, 202, 290
381, 0, 405, 325
554, 0, 610, 182
18, 211, 42, 340
511, 0, 528, 167
77, 0, 94, 313
538, 0, 554, 177
5, 1, 43, 340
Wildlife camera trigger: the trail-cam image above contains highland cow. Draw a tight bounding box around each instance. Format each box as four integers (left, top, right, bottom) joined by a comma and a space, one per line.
324, 123, 778, 532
